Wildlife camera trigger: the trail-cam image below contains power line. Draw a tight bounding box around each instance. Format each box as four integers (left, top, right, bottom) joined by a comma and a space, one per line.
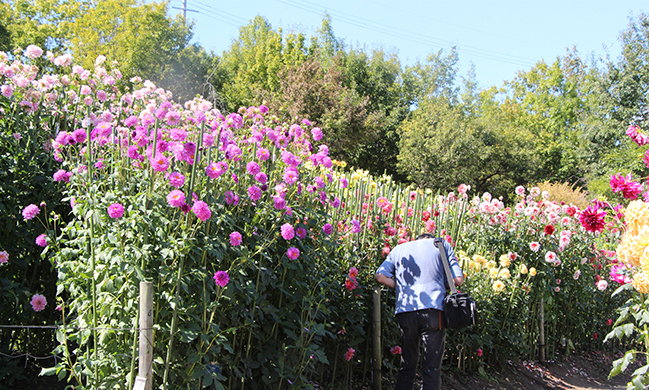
193, 1, 249, 25
275, 0, 538, 68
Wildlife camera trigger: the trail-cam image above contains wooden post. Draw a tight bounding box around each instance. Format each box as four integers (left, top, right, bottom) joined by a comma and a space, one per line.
372, 286, 381, 390
539, 297, 545, 363
133, 282, 153, 390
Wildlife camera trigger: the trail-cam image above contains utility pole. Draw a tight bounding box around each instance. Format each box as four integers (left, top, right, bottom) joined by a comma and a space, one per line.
172, 0, 198, 23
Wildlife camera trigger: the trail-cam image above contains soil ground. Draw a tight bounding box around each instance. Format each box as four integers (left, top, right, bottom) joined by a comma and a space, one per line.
4, 350, 637, 390
440, 350, 633, 390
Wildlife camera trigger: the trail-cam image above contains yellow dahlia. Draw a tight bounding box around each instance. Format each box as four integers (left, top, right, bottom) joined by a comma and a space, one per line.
520, 264, 529, 275
492, 280, 506, 292
633, 272, 649, 294
529, 267, 537, 276
617, 233, 638, 268
625, 200, 649, 237
499, 268, 511, 279
499, 254, 511, 268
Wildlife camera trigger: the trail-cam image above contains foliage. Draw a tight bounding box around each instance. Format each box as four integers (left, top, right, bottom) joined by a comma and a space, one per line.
0, 50, 68, 383
3, 0, 213, 103
457, 186, 624, 368
602, 12, 649, 130
605, 124, 649, 389
535, 181, 592, 210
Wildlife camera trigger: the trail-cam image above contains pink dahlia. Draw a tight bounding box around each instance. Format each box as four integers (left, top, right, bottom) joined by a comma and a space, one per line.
273, 196, 286, 210
246, 161, 260, 176
283, 167, 299, 186
256, 148, 270, 161
225, 191, 239, 206
108, 203, 125, 218
390, 346, 402, 355
192, 201, 211, 222
213, 271, 230, 288
229, 231, 242, 246
30, 294, 47, 312
287, 247, 300, 260
248, 185, 262, 202
22, 204, 40, 220
0, 251, 8, 264
344, 347, 355, 362
610, 173, 644, 200
35, 234, 48, 247
351, 219, 361, 233
280, 223, 295, 240
626, 125, 649, 146
610, 264, 632, 284
167, 190, 185, 208
24, 45, 44, 59
345, 278, 357, 291
296, 227, 307, 239
529, 242, 540, 252
255, 172, 268, 184
322, 223, 334, 235
311, 127, 323, 141
579, 205, 607, 233
348, 267, 358, 280
150, 153, 170, 172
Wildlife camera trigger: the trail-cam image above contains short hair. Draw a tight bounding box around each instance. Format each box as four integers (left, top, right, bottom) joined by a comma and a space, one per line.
416, 233, 435, 240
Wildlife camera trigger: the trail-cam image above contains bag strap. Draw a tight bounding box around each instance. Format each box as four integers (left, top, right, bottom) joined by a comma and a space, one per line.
434, 238, 457, 294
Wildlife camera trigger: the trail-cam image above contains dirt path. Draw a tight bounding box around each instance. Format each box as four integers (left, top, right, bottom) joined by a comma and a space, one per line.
442, 351, 631, 390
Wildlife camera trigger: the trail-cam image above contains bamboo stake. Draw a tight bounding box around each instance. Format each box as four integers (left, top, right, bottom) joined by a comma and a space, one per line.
372, 286, 381, 390
539, 297, 545, 362
134, 282, 154, 390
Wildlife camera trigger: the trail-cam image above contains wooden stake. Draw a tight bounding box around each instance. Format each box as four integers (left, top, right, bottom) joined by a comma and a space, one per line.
372, 286, 381, 390
134, 282, 154, 390
539, 297, 545, 363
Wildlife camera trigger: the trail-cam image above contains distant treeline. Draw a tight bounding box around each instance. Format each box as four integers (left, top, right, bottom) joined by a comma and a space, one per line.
2, 1, 648, 201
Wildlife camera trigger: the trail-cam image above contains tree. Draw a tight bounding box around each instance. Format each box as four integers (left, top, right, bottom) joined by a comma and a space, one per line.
218, 16, 308, 110
3, 0, 214, 102
1, 0, 82, 54
602, 12, 649, 129
340, 47, 410, 180
498, 51, 601, 188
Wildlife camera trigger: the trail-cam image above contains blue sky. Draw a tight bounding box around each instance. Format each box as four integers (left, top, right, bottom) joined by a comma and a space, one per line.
166, 0, 647, 89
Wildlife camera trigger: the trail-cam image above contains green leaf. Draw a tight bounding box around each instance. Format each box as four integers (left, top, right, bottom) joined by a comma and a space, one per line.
632, 364, 649, 377
624, 324, 636, 337
40, 366, 58, 376
632, 375, 646, 390
612, 283, 634, 297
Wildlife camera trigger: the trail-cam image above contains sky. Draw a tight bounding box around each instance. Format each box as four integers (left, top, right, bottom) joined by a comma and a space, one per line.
165, 0, 647, 89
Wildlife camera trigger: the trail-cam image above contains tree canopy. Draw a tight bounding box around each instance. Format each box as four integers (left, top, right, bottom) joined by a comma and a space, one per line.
3, 2, 649, 200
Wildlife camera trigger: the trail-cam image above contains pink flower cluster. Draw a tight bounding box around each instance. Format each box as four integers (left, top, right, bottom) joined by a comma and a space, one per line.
213, 271, 229, 288
610, 173, 644, 200
626, 125, 649, 146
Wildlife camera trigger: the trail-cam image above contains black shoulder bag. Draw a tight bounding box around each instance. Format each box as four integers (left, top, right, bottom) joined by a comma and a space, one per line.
433, 238, 478, 329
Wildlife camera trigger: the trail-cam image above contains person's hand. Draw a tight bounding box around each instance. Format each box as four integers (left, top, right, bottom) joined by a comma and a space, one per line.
454, 276, 464, 287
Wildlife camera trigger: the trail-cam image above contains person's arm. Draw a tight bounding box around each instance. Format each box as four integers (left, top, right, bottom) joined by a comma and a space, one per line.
443, 241, 464, 287
376, 272, 396, 289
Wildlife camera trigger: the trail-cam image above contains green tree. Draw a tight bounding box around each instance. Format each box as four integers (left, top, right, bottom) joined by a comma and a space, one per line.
1, 0, 81, 53
341, 47, 411, 180
3, 0, 213, 102
218, 15, 308, 110
602, 12, 649, 129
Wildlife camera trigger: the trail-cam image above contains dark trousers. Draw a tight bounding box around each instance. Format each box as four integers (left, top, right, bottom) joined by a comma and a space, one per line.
395, 309, 446, 390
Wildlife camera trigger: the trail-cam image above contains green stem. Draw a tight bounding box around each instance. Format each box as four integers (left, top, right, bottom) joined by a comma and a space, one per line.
85, 108, 98, 387
163, 254, 186, 388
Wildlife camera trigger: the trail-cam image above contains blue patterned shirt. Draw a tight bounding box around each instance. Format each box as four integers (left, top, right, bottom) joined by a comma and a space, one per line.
376, 238, 462, 314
